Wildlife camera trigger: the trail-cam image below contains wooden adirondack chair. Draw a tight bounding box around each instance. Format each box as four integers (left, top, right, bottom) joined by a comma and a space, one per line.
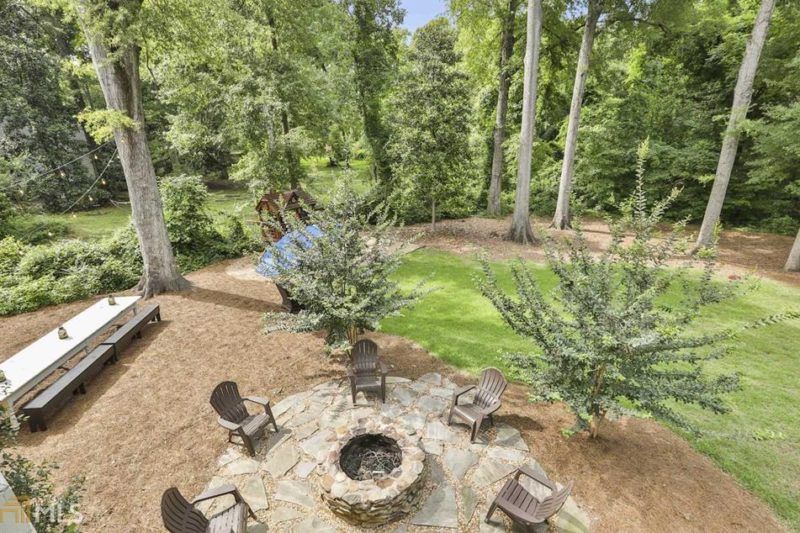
347, 339, 389, 404
210, 381, 278, 456
161, 485, 256, 533
486, 466, 574, 531
447, 367, 508, 442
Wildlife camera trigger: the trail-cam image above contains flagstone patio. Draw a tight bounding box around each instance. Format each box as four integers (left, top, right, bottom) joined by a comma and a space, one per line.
198, 373, 590, 532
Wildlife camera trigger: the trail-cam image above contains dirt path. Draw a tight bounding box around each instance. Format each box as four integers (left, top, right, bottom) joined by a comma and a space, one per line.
0, 258, 786, 532
399, 216, 800, 287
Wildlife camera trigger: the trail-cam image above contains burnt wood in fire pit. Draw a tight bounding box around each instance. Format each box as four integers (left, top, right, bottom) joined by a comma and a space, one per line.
340, 434, 402, 480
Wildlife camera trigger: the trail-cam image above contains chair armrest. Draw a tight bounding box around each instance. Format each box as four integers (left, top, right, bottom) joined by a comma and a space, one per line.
243, 396, 270, 407
452, 384, 476, 404
379, 359, 390, 376
479, 398, 502, 416
217, 417, 240, 432
515, 466, 556, 491
192, 484, 242, 505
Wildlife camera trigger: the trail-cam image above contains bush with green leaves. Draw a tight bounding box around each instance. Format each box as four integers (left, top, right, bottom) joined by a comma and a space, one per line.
262, 181, 425, 347
0, 377, 84, 532
478, 142, 799, 438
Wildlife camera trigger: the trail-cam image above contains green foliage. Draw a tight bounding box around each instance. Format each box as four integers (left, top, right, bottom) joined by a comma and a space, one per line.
263, 181, 424, 346
477, 145, 751, 437
387, 18, 478, 224
0, 377, 84, 532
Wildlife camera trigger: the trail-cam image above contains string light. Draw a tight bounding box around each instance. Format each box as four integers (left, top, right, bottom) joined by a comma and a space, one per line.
101, 179, 107, 186
60, 170, 66, 177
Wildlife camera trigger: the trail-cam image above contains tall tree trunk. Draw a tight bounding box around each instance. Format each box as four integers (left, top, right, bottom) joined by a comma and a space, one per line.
552, 0, 601, 230
508, 0, 543, 244
487, 0, 518, 217
431, 198, 436, 232
693, 0, 775, 251
80, 16, 187, 297
786, 228, 800, 271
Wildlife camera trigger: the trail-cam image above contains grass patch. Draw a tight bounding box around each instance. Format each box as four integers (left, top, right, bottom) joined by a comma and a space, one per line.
384, 248, 800, 529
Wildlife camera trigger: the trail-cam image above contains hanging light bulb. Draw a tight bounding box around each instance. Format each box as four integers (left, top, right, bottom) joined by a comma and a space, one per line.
94, 154, 99, 160
101, 179, 107, 186
60, 170, 66, 177
88, 195, 94, 202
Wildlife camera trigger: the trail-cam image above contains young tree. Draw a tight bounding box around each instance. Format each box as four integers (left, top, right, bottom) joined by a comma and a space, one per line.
480, 141, 797, 438
508, 0, 543, 244
551, 0, 602, 230
487, 0, 519, 217
262, 181, 423, 347
75, 0, 188, 296
786, 229, 800, 271
388, 18, 474, 229
693, 0, 776, 251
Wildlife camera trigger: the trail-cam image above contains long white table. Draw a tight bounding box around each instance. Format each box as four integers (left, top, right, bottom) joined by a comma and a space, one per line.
0, 296, 140, 413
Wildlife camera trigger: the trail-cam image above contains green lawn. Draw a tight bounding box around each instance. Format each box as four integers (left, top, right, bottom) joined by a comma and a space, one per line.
29, 158, 372, 241
383, 249, 800, 530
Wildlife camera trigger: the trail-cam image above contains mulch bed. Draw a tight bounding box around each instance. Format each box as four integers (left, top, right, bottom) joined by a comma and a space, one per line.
0, 255, 787, 532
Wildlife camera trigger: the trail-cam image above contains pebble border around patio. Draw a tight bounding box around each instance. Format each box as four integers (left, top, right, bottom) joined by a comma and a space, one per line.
197, 373, 590, 532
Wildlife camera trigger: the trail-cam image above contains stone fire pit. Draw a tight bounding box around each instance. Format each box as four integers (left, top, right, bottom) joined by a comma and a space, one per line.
320, 418, 427, 526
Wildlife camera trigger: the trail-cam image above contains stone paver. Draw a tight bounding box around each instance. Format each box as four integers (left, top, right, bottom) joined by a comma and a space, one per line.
206, 373, 589, 532
443, 448, 479, 480
410, 485, 458, 528
274, 480, 315, 508
239, 475, 269, 511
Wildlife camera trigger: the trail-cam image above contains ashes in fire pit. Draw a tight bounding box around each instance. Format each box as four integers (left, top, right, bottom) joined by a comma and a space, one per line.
340, 434, 402, 480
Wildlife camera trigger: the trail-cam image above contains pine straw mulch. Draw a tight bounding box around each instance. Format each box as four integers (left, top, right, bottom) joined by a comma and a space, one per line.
0, 257, 786, 532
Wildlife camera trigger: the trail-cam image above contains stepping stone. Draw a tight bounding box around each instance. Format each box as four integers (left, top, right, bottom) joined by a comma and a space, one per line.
550, 496, 590, 533
272, 505, 305, 524
247, 524, 268, 533
460, 485, 479, 525
421, 439, 443, 455
220, 457, 260, 476
494, 424, 529, 451
217, 447, 244, 467
239, 475, 268, 511
273, 391, 312, 418
293, 516, 339, 533
293, 421, 319, 441
300, 428, 334, 458
274, 480, 315, 508
386, 376, 411, 384
443, 448, 479, 480
294, 461, 316, 479
430, 459, 446, 485
410, 485, 458, 529
391, 386, 418, 406
194, 476, 229, 514
264, 443, 300, 478
486, 446, 527, 464
424, 420, 458, 442
430, 387, 453, 398
399, 412, 427, 431
471, 458, 516, 487
410, 380, 431, 393
417, 395, 449, 415
418, 372, 443, 385
380, 402, 404, 417
516, 461, 550, 500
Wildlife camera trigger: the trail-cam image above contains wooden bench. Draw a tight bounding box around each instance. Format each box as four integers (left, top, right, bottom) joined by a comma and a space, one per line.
22, 344, 116, 432
101, 303, 161, 358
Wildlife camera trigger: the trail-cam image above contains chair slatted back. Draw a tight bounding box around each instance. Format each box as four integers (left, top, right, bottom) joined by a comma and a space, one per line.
533, 481, 573, 522
352, 339, 379, 375
210, 381, 249, 425
161, 488, 209, 533
474, 367, 508, 410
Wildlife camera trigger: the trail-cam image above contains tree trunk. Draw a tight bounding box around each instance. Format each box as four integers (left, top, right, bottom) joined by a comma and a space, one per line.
81, 16, 187, 297
508, 0, 543, 244
552, 0, 601, 230
487, 0, 518, 217
785, 228, 800, 271
693, 0, 775, 251
431, 198, 436, 232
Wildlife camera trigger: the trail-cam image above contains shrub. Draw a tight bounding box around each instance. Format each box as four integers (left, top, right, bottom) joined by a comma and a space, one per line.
0, 236, 28, 278
477, 142, 798, 438
262, 180, 425, 347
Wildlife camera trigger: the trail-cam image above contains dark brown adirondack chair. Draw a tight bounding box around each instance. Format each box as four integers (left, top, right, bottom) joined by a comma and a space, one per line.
347, 339, 389, 404
486, 466, 574, 531
210, 381, 278, 456
161, 485, 256, 533
447, 367, 508, 442
275, 284, 302, 314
